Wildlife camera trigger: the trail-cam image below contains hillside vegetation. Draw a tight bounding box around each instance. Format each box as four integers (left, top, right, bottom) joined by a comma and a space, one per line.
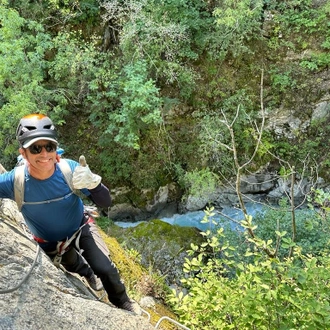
1, 0, 329, 203
2, 1, 330, 329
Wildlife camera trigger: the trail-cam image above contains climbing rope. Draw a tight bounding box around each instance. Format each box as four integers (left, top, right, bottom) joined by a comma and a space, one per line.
0, 245, 40, 294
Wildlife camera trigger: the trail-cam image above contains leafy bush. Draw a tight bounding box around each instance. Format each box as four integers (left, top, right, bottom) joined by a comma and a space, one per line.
252, 201, 330, 257
168, 204, 330, 329
106, 60, 163, 150
181, 168, 219, 199
213, 0, 264, 58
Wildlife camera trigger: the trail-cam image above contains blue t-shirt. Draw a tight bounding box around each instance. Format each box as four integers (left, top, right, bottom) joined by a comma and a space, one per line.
0, 159, 89, 242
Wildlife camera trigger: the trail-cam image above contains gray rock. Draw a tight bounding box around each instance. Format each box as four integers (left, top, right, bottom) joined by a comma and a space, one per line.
108, 203, 151, 222
240, 174, 275, 194
312, 100, 330, 121
0, 198, 154, 330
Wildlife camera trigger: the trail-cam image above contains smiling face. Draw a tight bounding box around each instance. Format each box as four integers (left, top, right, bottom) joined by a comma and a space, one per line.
19, 139, 60, 179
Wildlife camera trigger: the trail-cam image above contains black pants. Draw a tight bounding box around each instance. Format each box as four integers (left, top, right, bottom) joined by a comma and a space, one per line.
45, 220, 129, 307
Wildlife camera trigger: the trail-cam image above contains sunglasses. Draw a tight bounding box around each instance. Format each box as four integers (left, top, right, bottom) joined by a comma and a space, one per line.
28, 142, 57, 154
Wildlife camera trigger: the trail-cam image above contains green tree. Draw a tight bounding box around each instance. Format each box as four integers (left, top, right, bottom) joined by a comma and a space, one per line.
105, 60, 163, 150
0, 2, 54, 164
100, 0, 213, 99
212, 0, 264, 58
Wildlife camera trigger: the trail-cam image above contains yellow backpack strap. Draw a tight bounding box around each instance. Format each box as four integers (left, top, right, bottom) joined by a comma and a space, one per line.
14, 165, 26, 211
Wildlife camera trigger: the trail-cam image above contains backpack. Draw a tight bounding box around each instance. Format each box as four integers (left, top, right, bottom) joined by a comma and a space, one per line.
14, 159, 80, 211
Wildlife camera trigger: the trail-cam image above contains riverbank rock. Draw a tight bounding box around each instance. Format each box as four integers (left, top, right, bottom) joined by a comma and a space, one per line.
108, 170, 329, 220
109, 183, 181, 222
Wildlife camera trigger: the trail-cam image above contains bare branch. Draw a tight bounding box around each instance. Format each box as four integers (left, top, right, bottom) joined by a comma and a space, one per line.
240, 69, 265, 169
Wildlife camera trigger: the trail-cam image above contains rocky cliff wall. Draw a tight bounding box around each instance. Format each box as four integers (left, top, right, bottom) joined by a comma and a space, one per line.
0, 198, 154, 330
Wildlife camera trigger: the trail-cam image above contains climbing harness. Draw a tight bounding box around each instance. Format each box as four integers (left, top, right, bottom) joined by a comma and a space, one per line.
31, 212, 94, 268
52, 215, 94, 267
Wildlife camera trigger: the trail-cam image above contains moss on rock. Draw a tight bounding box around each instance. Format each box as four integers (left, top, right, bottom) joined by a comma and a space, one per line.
96, 221, 193, 329
105, 219, 205, 287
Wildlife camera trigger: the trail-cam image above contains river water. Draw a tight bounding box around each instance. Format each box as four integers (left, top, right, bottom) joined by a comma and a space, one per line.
115, 202, 264, 231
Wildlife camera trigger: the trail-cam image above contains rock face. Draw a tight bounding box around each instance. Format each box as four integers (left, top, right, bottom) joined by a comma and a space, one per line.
109, 183, 181, 222
107, 97, 330, 221
109, 171, 328, 221
0, 198, 154, 330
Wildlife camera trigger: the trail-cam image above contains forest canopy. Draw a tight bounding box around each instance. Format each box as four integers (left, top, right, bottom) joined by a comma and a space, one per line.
1, 0, 330, 195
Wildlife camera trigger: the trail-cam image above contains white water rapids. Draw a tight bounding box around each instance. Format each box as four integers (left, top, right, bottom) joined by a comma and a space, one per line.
115, 202, 264, 231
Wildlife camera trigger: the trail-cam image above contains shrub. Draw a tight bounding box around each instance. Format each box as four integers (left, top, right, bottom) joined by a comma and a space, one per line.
168, 206, 330, 329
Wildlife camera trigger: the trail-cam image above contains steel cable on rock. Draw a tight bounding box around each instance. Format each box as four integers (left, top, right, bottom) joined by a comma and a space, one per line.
0, 219, 41, 294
